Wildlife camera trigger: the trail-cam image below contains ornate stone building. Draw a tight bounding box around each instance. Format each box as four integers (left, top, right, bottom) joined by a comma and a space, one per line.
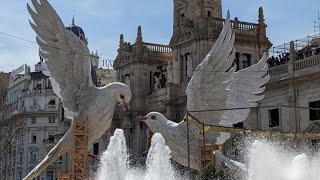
2, 64, 67, 180
247, 41, 320, 134
111, 0, 272, 156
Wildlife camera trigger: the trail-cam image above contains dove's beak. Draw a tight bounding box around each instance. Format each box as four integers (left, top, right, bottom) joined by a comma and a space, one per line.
123, 101, 129, 112
139, 116, 147, 122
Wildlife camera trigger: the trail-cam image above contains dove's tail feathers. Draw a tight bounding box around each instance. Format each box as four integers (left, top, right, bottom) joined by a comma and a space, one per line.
23, 128, 72, 180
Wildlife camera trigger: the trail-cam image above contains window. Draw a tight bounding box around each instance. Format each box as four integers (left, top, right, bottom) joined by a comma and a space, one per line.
20, 133, 24, 142
48, 132, 54, 143
31, 133, 37, 143
242, 53, 252, 69
93, 143, 99, 155
47, 80, 52, 89
31, 117, 36, 124
57, 156, 62, 164
242, 60, 250, 69
18, 172, 22, 180
30, 151, 37, 162
269, 108, 280, 127
207, 11, 212, 17
48, 99, 56, 105
46, 171, 54, 180
309, 100, 320, 121
36, 80, 42, 90
48, 117, 56, 123
21, 100, 25, 107
19, 151, 23, 163
33, 99, 37, 106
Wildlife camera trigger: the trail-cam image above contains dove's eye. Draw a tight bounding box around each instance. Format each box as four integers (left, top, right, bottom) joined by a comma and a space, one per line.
120, 94, 125, 99
151, 116, 156, 120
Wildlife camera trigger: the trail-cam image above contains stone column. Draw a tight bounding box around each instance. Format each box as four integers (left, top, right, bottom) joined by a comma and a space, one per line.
288, 41, 297, 77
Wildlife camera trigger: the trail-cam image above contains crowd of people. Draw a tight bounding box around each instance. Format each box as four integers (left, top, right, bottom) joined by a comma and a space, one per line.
267, 43, 320, 67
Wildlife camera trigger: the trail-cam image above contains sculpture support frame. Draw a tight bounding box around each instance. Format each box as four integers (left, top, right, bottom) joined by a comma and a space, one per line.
58, 118, 89, 180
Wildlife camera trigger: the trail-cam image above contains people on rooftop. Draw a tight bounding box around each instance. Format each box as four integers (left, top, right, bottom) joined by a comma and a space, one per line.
267, 43, 320, 67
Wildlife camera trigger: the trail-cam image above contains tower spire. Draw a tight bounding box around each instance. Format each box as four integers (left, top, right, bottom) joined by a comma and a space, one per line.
136, 25, 143, 43
72, 11, 75, 25
119, 34, 124, 48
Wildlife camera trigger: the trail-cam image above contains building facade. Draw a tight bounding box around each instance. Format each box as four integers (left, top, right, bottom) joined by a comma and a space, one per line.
2, 63, 67, 180
111, 0, 272, 156
249, 41, 320, 134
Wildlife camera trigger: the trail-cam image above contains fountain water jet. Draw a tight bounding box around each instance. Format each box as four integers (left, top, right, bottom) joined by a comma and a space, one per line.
247, 140, 320, 180
96, 129, 185, 180
96, 129, 128, 180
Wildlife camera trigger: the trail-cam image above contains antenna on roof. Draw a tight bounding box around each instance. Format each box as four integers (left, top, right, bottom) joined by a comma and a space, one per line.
314, 10, 320, 35
72, 10, 76, 25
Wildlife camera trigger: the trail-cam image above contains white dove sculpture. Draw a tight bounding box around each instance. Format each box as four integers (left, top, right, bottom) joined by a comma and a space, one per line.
141, 11, 270, 170
24, 0, 132, 179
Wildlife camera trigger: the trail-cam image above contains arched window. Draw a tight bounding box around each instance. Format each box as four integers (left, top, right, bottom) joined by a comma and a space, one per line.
207, 11, 212, 17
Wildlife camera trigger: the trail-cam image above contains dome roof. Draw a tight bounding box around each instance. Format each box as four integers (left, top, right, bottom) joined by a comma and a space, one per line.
66, 18, 86, 40
66, 24, 86, 39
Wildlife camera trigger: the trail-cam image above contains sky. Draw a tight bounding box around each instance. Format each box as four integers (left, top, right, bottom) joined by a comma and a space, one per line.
0, 0, 319, 72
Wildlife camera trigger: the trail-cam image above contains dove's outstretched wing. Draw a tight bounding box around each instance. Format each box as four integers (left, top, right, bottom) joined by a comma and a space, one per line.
186, 11, 269, 134
27, 0, 95, 118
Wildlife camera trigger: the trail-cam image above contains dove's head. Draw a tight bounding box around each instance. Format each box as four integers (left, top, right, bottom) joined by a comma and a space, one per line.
140, 112, 168, 133
109, 82, 132, 111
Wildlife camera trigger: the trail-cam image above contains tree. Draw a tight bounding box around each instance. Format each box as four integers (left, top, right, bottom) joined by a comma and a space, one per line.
0, 93, 25, 179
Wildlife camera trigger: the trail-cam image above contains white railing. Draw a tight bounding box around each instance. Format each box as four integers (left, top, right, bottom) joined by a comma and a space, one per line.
294, 54, 320, 70
144, 43, 171, 53
29, 105, 40, 112
46, 105, 58, 111
267, 64, 288, 76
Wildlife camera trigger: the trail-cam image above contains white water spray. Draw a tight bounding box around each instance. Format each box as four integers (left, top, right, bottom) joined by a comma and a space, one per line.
247, 140, 320, 180
96, 129, 184, 180
96, 129, 128, 180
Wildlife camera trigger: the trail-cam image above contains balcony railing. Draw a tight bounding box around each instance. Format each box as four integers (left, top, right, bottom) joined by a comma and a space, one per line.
29, 105, 40, 111
211, 18, 259, 34
46, 105, 58, 111
267, 64, 288, 76
19, 89, 54, 98
267, 54, 320, 78
294, 54, 320, 70
144, 43, 172, 53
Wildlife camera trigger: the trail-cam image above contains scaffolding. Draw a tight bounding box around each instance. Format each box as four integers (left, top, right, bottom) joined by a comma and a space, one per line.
198, 142, 223, 170
314, 10, 320, 34
269, 33, 320, 58
58, 118, 89, 180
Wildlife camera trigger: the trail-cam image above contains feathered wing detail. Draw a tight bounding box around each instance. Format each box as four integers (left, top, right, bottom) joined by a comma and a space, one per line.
27, 0, 95, 118
221, 53, 270, 126
186, 11, 236, 125
186, 11, 269, 144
